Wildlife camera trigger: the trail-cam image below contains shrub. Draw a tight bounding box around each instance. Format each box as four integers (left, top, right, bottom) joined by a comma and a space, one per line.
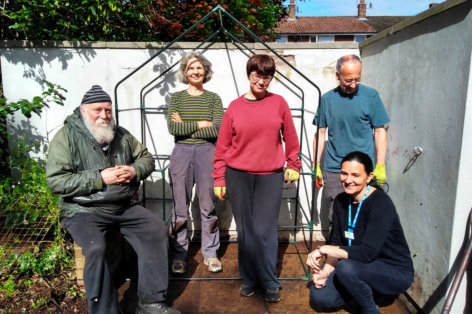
0, 82, 73, 306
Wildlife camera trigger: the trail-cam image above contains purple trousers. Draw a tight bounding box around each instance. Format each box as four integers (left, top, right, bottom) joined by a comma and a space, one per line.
168, 143, 220, 260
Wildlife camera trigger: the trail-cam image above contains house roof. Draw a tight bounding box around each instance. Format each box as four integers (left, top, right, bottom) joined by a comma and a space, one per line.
275, 16, 377, 35
365, 16, 410, 32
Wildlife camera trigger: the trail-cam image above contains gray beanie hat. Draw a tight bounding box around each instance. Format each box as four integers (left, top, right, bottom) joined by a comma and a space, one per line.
81, 85, 112, 104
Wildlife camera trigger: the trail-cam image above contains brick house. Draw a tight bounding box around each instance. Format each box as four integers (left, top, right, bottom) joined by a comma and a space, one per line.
275, 0, 408, 43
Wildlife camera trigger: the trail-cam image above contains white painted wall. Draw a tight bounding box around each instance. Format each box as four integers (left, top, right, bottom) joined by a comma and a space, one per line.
449, 49, 472, 314
360, 0, 472, 312
0, 42, 358, 241
3, 0, 471, 310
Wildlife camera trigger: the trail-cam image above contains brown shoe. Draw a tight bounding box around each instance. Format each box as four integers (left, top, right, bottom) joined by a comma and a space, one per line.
203, 257, 222, 273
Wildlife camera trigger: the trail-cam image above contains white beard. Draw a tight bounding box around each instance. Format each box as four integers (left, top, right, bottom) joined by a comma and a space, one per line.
83, 114, 115, 145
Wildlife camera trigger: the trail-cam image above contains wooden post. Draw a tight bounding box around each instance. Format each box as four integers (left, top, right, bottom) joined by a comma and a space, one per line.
73, 243, 86, 292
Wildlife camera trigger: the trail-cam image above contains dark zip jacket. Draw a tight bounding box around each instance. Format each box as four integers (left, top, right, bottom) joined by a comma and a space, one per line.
46, 107, 154, 217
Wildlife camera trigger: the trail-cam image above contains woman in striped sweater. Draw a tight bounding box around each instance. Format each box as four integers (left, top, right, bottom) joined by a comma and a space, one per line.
167, 52, 224, 274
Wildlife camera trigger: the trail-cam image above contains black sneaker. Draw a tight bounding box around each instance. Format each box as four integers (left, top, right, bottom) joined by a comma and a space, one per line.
239, 284, 255, 297
171, 259, 186, 275
264, 287, 281, 303
135, 301, 181, 314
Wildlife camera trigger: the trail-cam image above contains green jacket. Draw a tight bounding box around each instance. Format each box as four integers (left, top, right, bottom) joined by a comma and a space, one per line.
46, 107, 154, 218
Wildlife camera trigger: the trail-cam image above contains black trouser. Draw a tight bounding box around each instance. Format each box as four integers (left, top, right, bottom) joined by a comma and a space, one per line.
62, 205, 169, 314
225, 167, 283, 290
310, 259, 413, 314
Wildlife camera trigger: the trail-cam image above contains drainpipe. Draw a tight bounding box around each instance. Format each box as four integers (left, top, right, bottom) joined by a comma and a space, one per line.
441, 208, 472, 314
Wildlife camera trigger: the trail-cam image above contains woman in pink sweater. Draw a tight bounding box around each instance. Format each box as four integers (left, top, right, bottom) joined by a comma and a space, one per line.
212, 54, 301, 302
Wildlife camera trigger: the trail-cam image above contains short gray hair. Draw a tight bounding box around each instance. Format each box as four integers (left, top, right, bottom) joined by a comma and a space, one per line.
336, 55, 362, 74
177, 52, 213, 84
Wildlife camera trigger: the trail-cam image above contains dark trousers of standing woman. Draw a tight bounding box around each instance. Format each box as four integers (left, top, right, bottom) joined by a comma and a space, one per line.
225, 167, 283, 290
310, 259, 414, 314
62, 205, 169, 314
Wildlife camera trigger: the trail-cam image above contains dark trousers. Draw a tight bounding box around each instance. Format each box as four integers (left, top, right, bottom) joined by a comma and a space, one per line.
320, 171, 344, 240
310, 259, 414, 314
321, 170, 344, 224
169, 143, 220, 260
62, 205, 169, 314
226, 167, 283, 290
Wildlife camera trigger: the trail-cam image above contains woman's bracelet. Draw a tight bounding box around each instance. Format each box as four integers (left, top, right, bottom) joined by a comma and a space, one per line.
316, 245, 325, 256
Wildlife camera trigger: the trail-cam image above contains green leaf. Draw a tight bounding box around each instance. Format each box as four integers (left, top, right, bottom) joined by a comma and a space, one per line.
32, 96, 43, 104
20, 107, 32, 118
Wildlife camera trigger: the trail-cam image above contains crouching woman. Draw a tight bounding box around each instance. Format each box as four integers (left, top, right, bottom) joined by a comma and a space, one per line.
306, 151, 414, 314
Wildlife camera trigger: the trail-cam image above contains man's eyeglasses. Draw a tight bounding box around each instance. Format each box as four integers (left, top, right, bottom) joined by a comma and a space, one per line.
250, 73, 273, 84
340, 77, 361, 84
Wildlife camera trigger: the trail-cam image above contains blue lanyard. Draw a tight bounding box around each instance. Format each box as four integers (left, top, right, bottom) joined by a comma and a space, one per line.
347, 185, 370, 246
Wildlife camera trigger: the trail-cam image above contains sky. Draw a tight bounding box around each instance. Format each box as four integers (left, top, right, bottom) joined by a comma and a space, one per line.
282, 0, 447, 16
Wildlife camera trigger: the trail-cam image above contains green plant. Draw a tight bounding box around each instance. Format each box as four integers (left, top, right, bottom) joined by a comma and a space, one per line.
0, 148, 72, 272
0, 134, 60, 228
1, 0, 286, 41
66, 283, 85, 299
0, 82, 73, 307
0, 81, 66, 178
1, 0, 153, 40
22, 279, 33, 288
0, 81, 66, 119
31, 296, 47, 311
0, 276, 15, 299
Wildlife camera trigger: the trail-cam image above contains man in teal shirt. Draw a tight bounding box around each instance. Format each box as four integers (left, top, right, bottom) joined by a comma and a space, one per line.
313, 55, 390, 234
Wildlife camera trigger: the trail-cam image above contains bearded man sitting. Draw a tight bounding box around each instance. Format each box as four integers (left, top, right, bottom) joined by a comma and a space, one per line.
46, 85, 179, 314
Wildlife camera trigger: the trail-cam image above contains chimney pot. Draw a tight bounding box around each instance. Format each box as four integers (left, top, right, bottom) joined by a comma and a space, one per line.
288, 0, 296, 20
358, 0, 367, 19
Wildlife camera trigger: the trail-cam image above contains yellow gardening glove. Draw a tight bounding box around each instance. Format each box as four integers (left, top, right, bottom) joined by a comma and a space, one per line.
373, 163, 387, 185
312, 163, 323, 188
214, 186, 226, 201
284, 169, 300, 185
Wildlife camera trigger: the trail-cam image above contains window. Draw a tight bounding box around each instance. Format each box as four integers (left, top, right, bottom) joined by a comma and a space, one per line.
317, 36, 335, 42
276, 36, 288, 43
335, 35, 355, 42
355, 36, 367, 42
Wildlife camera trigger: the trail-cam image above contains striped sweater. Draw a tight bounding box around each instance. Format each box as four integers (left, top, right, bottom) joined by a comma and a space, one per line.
167, 90, 224, 144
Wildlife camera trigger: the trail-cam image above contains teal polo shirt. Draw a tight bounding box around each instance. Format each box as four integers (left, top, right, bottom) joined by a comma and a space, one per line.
313, 84, 390, 173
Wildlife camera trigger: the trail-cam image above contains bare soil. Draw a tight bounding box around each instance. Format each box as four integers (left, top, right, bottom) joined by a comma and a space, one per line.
0, 270, 88, 314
